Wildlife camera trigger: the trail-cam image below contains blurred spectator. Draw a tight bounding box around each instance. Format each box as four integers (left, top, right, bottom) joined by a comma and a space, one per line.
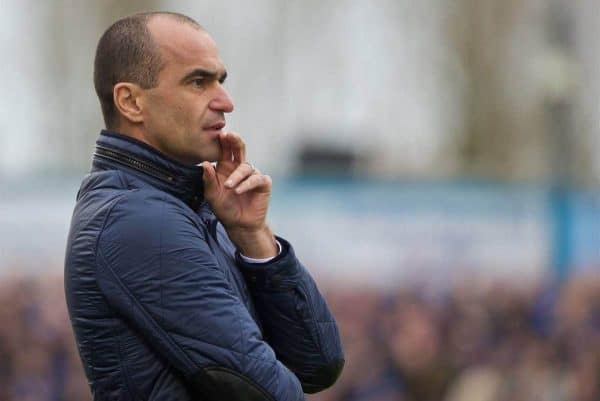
0, 272, 598, 401
0, 274, 89, 401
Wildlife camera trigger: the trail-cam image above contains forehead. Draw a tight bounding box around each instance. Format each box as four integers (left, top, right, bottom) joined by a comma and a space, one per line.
148, 17, 224, 74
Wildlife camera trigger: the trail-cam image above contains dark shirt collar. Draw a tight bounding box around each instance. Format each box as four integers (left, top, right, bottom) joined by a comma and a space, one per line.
93, 130, 204, 209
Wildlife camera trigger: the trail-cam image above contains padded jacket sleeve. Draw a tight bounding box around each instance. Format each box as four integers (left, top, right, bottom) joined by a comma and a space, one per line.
95, 191, 305, 401
235, 239, 345, 393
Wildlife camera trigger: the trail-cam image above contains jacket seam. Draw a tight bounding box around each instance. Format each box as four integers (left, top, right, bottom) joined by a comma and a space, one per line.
93, 193, 130, 257
87, 189, 137, 398
90, 192, 128, 386
116, 330, 140, 400
115, 170, 128, 190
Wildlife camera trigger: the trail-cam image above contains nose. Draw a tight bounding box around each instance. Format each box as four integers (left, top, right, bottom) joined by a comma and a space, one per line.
209, 84, 234, 113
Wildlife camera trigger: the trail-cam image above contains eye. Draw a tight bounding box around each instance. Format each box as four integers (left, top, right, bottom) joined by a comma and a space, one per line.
192, 77, 205, 86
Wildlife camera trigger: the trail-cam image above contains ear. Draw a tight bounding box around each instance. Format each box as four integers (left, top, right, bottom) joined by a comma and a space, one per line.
113, 83, 144, 124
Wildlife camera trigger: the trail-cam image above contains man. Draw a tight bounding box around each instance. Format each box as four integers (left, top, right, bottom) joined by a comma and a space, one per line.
64, 11, 344, 401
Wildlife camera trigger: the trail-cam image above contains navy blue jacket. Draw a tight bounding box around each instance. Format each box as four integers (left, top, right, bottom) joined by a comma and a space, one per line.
64, 131, 344, 400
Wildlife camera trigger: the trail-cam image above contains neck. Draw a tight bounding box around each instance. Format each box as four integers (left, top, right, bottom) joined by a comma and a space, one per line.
111, 123, 151, 147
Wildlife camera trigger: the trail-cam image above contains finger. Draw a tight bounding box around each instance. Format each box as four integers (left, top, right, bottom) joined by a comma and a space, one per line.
235, 174, 272, 194
226, 131, 246, 163
224, 162, 255, 189
219, 131, 233, 162
201, 161, 219, 199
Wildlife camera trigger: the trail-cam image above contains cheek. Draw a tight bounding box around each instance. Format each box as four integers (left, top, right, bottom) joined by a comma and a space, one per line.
154, 101, 189, 135
146, 91, 207, 138
144, 95, 172, 126
171, 96, 200, 126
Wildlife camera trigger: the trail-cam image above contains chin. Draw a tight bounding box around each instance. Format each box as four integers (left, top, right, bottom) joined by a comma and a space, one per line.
204, 144, 223, 162
193, 149, 221, 164
205, 151, 222, 163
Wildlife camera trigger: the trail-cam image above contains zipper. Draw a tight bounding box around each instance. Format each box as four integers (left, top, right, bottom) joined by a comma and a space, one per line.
94, 145, 175, 184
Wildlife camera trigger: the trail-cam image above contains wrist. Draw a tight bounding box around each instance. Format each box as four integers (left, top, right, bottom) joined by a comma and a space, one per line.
226, 224, 278, 259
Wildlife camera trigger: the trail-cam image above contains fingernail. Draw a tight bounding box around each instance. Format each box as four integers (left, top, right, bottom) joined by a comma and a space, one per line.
225, 180, 233, 187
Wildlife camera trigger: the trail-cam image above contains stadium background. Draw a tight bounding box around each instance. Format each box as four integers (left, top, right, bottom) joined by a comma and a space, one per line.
0, 0, 598, 400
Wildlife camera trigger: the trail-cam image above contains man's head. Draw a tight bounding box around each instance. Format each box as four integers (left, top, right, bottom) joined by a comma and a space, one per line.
94, 12, 233, 164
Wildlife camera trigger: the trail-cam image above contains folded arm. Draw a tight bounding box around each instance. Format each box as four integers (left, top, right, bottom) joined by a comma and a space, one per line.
235, 236, 345, 393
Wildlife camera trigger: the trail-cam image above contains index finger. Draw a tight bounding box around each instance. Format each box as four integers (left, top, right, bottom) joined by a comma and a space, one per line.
226, 131, 246, 164
219, 131, 233, 162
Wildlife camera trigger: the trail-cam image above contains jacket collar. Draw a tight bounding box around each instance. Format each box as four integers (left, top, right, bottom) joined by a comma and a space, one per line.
93, 130, 204, 209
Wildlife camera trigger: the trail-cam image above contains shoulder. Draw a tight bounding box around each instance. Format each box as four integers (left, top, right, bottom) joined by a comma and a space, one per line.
99, 189, 206, 249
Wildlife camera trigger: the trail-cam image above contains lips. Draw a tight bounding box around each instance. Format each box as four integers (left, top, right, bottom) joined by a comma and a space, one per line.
204, 121, 225, 131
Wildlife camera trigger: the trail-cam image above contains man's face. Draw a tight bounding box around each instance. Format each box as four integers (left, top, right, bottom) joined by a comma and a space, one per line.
140, 17, 234, 165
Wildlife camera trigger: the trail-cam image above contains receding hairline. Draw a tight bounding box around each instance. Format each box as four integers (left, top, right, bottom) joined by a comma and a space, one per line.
145, 12, 212, 64
142, 11, 205, 35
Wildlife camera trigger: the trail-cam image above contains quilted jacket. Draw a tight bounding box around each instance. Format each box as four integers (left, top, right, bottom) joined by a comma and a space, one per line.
64, 130, 344, 400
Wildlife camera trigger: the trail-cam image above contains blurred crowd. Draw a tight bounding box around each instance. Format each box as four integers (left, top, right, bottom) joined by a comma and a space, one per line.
314, 275, 600, 401
0, 273, 598, 401
0, 275, 89, 401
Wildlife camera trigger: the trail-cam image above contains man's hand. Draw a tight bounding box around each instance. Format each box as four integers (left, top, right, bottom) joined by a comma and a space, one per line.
202, 131, 278, 259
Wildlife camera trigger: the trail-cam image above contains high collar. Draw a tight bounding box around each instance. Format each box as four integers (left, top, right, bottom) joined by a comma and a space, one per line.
92, 130, 204, 209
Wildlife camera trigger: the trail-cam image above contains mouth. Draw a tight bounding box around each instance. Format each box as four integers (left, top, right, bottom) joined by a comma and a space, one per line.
203, 121, 226, 133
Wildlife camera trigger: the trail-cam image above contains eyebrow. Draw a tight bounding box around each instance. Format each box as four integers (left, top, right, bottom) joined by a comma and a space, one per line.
181, 68, 228, 84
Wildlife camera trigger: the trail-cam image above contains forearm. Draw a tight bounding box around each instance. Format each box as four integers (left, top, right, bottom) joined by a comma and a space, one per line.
236, 238, 345, 393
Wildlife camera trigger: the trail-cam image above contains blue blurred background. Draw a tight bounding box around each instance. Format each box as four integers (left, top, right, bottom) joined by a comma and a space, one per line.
0, 1, 598, 400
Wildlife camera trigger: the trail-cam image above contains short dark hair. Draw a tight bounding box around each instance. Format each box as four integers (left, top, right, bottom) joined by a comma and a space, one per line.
93, 12, 202, 128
